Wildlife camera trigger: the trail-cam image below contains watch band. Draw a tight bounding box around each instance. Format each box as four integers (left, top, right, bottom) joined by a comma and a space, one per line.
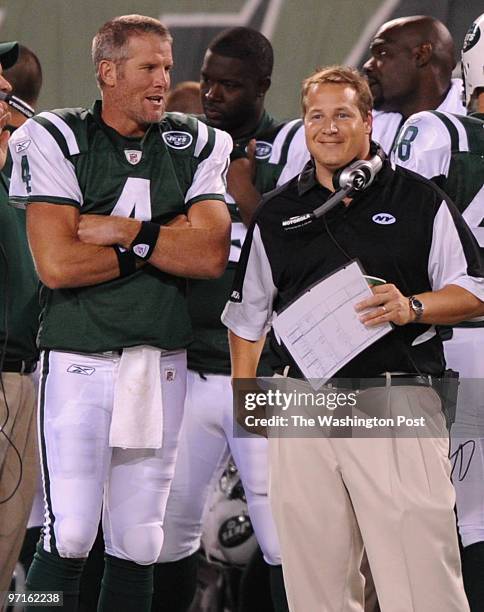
408, 295, 424, 321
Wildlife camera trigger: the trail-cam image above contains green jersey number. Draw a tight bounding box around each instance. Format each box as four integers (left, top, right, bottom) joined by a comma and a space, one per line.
110, 177, 152, 220
397, 126, 419, 162
21, 155, 32, 193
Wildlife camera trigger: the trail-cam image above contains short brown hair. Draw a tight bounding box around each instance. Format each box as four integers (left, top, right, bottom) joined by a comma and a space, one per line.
301, 65, 373, 119
92, 14, 172, 87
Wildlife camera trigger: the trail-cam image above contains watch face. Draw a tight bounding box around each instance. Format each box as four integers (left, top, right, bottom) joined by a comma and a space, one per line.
410, 296, 424, 319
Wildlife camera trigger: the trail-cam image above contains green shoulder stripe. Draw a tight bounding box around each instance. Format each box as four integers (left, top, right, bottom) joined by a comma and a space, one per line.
431, 111, 461, 152
279, 120, 303, 166
33, 116, 71, 160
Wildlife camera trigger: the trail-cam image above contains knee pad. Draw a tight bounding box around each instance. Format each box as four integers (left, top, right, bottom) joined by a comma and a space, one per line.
56, 517, 98, 557
242, 469, 268, 497
119, 523, 164, 565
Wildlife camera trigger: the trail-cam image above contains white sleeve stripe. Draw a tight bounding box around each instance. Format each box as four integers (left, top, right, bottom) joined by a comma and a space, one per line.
276, 125, 309, 187
38, 111, 80, 155
269, 119, 300, 164
213, 126, 230, 157
221, 224, 277, 340
184, 128, 232, 203
194, 120, 209, 157
9, 120, 83, 205
442, 111, 469, 152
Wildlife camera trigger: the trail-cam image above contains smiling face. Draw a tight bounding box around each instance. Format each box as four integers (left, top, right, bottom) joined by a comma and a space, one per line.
200, 50, 263, 137
304, 82, 372, 187
363, 23, 419, 112
101, 33, 173, 136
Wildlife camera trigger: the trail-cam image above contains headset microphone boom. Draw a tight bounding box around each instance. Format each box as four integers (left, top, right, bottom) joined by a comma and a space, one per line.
282, 145, 385, 231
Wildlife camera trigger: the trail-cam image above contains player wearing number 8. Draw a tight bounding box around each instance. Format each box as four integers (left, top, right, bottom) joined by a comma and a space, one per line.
393, 14, 484, 610
8, 14, 231, 612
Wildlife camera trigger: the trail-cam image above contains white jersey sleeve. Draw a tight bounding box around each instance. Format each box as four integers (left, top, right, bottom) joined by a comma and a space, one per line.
9, 117, 82, 207
185, 124, 232, 205
221, 224, 277, 341
392, 111, 452, 179
275, 122, 310, 187
429, 200, 484, 301
371, 110, 403, 154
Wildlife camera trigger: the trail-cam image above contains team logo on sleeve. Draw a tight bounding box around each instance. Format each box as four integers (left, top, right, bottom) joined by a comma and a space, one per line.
15, 139, 31, 153
254, 141, 272, 159
124, 150, 142, 165
162, 131, 193, 149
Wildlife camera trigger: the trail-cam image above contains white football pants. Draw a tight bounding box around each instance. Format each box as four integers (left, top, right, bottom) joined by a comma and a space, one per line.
37, 349, 186, 564
157, 370, 281, 565
445, 327, 484, 547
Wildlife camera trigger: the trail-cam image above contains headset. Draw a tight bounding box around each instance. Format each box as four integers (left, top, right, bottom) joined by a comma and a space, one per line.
282, 143, 386, 231
0, 90, 35, 119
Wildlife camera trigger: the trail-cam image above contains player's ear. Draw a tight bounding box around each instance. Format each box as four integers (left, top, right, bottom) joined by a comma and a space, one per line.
364, 110, 372, 135
257, 76, 271, 97
414, 42, 432, 67
99, 59, 117, 88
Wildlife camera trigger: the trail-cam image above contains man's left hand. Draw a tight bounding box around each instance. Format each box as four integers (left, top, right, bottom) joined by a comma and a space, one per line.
355, 283, 414, 326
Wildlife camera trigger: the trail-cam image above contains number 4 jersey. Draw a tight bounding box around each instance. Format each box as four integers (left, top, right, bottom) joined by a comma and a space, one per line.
8, 101, 232, 353
392, 110, 484, 251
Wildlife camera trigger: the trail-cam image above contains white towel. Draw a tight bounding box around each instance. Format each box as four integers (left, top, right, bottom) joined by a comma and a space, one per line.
109, 346, 163, 449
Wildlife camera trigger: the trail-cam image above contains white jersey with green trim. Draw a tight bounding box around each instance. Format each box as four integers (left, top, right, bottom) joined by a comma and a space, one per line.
8, 103, 232, 353
372, 78, 466, 154
392, 110, 484, 249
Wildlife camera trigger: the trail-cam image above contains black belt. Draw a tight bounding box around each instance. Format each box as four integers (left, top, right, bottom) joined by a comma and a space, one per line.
2, 358, 37, 374
328, 374, 434, 391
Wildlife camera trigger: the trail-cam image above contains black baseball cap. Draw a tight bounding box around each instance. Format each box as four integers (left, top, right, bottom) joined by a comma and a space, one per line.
0, 42, 19, 70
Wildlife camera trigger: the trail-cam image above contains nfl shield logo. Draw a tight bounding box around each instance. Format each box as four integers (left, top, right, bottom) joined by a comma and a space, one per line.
124, 149, 142, 165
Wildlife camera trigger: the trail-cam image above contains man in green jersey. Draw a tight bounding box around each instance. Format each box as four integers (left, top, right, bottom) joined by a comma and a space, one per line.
393, 13, 484, 611
8, 15, 231, 611
151, 28, 302, 612
0, 40, 40, 606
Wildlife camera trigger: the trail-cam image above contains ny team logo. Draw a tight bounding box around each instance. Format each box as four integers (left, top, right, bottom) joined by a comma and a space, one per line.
372, 213, 396, 225
255, 141, 272, 159
162, 131, 193, 149
463, 21, 480, 52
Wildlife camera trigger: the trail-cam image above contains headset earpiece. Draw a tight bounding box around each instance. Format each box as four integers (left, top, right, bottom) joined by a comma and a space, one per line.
332, 142, 386, 192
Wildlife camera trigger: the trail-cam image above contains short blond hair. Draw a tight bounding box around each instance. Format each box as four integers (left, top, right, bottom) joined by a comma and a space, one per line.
301, 65, 373, 119
92, 14, 172, 87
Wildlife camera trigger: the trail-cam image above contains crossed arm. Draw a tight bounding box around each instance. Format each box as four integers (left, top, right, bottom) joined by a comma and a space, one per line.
27, 200, 230, 289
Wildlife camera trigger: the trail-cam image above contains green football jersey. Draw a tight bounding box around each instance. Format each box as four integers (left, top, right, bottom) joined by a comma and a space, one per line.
0, 174, 39, 362
187, 114, 307, 374
8, 102, 232, 353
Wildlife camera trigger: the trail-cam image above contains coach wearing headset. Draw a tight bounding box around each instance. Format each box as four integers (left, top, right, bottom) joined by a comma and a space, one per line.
222, 65, 484, 612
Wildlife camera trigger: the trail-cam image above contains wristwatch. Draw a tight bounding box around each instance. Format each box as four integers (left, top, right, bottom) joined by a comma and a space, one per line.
408, 295, 424, 321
